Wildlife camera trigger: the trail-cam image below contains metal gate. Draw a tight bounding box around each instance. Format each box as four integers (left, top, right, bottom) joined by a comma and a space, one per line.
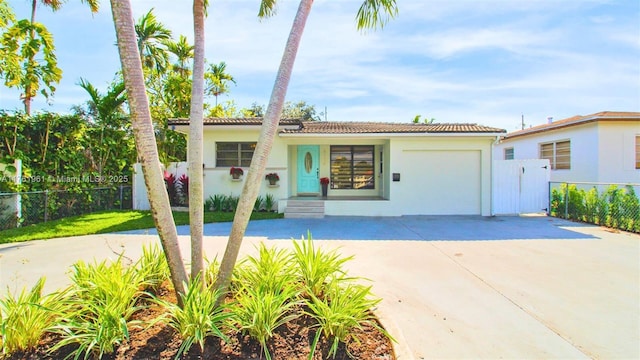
492, 159, 550, 215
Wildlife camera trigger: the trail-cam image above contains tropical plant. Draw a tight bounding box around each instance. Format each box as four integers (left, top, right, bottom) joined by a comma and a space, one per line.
1, 0, 98, 115
53, 257, 145, 359
264, 193, 276, 212
0, 277, 69, 355
136, 242, 170, 292
292, 232, 353, 298
178, 173, 189, 204
305, 282, 389, 359
254, 195, 264, 212
163, 171, 179, 206
135, 8, 172, 74
205, 61, 236, 107
159, 275, 231, 357
231, 284, 300, 360
234, 243, 296, 294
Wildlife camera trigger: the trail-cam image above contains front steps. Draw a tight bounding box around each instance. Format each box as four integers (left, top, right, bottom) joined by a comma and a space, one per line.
284, 199, 325, 219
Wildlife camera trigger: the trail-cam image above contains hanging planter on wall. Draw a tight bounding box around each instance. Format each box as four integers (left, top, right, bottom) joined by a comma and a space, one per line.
230, 167, 244, 181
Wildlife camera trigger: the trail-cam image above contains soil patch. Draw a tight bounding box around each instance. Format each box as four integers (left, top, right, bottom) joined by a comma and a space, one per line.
6, 283, 395, 360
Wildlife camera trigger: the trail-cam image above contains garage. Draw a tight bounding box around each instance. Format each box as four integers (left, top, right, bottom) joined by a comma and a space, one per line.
400, 150, 481, 215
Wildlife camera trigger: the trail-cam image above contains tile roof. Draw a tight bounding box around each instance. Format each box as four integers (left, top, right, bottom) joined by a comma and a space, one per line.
168, 117, 302, 126
280, 121, 505, 134
168, 117, 505, 134
504, 111, 640, 139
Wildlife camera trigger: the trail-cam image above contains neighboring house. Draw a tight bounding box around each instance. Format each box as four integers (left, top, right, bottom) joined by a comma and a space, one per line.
494, 111, 640, 184
162, 118, 505, 217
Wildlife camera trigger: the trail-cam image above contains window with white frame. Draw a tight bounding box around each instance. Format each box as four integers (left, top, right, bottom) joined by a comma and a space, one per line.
216, 142, 256, 167
540, 140, 570, 170
504, 147, 514, 160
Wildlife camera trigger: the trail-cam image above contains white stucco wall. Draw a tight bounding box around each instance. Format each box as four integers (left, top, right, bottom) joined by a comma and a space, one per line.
596, 122, 640, 184
496, 121, 640, 184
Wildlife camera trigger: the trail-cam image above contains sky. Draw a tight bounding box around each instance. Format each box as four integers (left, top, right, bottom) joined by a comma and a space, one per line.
1, 0, 639, 132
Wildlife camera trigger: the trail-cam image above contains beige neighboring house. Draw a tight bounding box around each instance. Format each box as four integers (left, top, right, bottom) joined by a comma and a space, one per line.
494, 111, 640, 184
153, 118, 505, 217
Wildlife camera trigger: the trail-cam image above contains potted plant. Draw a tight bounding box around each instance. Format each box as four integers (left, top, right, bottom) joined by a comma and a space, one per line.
265, 172, 279, 185
320, 177, 330, 197
230, 167, 244, 180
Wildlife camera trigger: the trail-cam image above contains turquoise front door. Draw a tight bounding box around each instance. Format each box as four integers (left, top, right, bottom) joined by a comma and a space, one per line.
297, 145, 320, 194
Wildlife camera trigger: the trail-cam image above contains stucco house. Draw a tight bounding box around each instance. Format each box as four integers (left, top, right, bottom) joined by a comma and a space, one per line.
493, 111, 640, 184
160, 118, 505, 217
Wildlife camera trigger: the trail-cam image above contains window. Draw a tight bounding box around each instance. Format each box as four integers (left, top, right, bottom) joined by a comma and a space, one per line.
636, 135, 640, 169
504, 147, 514, 160
330, 145, 374, 189
216, 142, 256, 167
540, 140, 570, 170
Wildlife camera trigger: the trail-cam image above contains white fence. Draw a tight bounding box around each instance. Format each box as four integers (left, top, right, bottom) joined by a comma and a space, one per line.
492, 159, 550, 215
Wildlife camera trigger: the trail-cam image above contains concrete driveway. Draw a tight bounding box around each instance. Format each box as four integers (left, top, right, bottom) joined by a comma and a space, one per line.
1, 215, 638, 359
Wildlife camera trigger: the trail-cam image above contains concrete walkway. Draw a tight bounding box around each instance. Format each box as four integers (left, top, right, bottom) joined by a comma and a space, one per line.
1, 216, 639, 359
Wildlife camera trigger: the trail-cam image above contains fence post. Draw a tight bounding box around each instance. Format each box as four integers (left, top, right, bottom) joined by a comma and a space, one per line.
563, 182, 569, 219
119, 185, 124, 210
44, 190, 49, 222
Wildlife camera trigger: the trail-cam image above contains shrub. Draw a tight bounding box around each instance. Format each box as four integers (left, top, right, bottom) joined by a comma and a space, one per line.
177, 174, 189, 205
306, 282, 389, 359
164, 172, 179, 206
291, 232, 354, 299
53, 257, 145, 359
264, 193, 276, 212
158, 275, 230, 357
0, 278, 69, 355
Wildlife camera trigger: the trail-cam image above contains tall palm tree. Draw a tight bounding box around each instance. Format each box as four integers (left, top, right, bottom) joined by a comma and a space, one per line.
188, 0, 206, 280
165, 35, 194, 78
109, 0, 188, 303
205, 61, 235, 106
213, 0, 398, 295
135, 8, 172, 74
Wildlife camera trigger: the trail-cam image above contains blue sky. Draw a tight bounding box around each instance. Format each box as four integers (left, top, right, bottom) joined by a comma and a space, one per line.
2, 0, 639, 131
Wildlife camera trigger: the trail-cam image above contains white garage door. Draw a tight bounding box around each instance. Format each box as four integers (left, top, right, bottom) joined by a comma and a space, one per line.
400, 150, 481, 215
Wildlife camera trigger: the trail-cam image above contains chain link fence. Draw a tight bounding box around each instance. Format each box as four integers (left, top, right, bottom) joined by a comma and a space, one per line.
549, 182, 640, 233
0, 186, 132, 229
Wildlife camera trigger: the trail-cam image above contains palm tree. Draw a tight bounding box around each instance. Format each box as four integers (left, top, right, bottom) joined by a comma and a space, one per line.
135, 8, 172, 74
205, 61, 235, 107
213, 0, 398, 296
188, 0, 206, 280
165, 35, 194, 78
77, 78, 128, 176
109, 0, 188, 303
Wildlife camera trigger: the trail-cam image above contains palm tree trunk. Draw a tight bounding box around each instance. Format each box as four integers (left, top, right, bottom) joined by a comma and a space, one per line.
188, 0, 206, 280
213, 0, 314, 296
109, 0, 188, 302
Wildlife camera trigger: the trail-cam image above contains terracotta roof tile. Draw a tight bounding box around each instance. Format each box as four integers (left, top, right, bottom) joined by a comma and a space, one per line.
168, 117, 301, 126
282, 121, 505, 134
168, 118, 505, 134
504, 111, 640, 139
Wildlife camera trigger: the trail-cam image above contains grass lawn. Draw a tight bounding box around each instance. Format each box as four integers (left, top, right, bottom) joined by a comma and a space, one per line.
0, 210, 283, 244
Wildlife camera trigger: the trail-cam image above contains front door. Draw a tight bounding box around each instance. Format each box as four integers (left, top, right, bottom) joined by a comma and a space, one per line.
297, 145, 319, 194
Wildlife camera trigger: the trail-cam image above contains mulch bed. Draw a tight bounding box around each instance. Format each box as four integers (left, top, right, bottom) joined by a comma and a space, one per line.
6, 283, 395, 360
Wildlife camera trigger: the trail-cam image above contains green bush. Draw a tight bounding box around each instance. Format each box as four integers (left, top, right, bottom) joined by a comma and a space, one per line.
550, 183, 639, 233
